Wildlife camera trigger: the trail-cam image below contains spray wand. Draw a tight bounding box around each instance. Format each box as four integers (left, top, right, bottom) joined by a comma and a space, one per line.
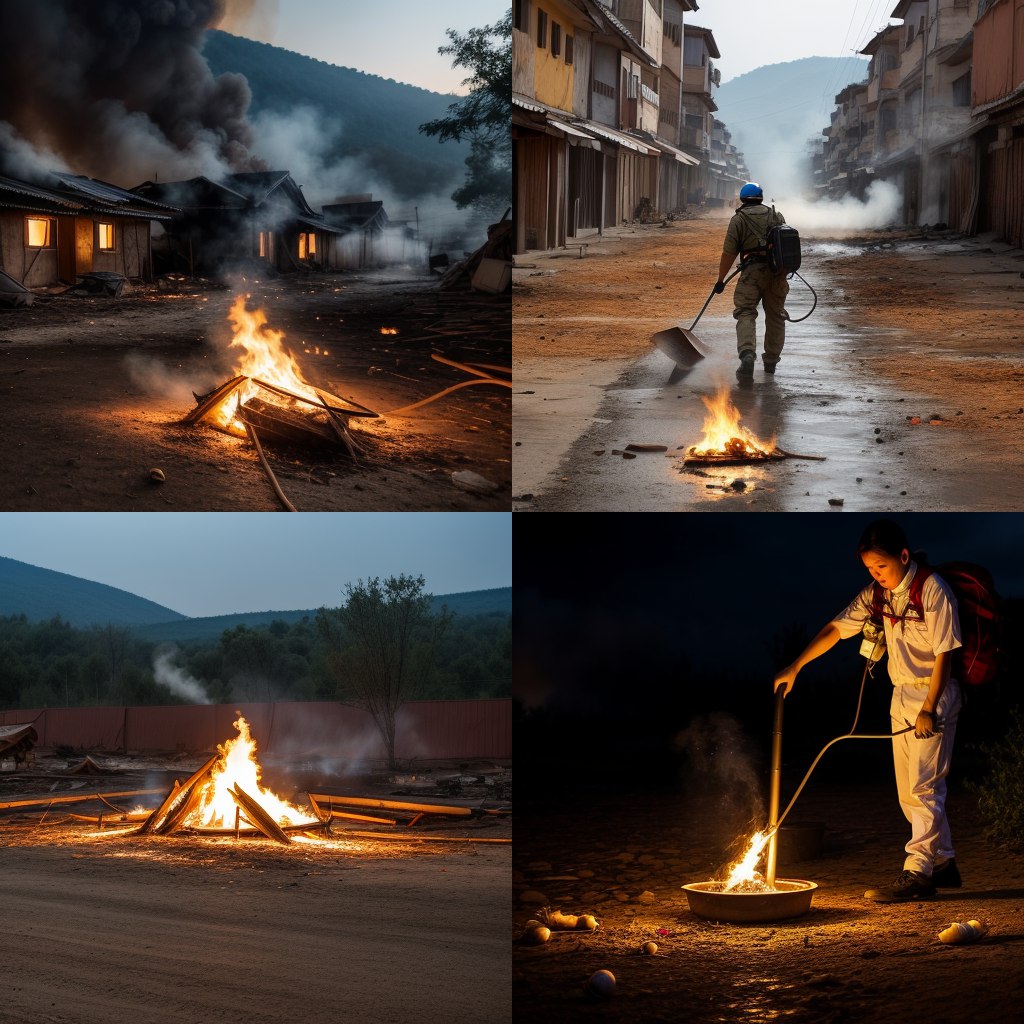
763, 649, 928, 885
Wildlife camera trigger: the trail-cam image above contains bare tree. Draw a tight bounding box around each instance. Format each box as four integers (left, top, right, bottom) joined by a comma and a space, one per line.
316, 575, 452, 769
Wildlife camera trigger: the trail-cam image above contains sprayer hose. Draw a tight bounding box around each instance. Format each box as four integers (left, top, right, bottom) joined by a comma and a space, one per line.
783, 270, 818, 324
773, 656, 913, 833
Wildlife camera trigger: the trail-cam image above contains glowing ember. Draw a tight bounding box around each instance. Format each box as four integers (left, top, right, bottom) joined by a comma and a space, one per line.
723, 830, 775, 891
186, 716, 306, 828
207, 295, 323, 431
379, 327, 398, 335
688, 387, 776, 459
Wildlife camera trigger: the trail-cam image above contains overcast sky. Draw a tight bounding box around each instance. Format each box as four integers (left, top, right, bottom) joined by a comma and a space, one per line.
691, 0, 898, 84
220, 0, 510, 94
0, 513, 510, 618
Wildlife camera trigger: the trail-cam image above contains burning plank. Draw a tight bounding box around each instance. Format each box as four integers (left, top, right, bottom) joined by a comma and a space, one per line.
230, 784, 292, 846
185, 295, 378, 443
137, 754, 218, 835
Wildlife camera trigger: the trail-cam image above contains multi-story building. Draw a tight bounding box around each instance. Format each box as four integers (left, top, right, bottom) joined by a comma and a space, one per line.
512, 0, 709, 254
681, 23, 721, 204
818, 0, 1024, 247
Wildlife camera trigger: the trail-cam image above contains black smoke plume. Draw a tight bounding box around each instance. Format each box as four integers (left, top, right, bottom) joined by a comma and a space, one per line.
0, 0, 264, 184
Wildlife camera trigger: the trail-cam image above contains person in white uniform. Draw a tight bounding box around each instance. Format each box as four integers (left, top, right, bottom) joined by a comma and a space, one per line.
773, 519, 963, 902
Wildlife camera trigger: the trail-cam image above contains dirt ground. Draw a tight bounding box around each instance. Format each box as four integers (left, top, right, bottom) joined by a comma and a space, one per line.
512, 212, 1024, 509
0, 753, 511, 1024
0, 270, 510, 511
514, 775, 1024, 1023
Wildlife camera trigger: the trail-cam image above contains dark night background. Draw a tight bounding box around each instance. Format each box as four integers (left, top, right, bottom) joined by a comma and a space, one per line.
516, 513, 1024, 810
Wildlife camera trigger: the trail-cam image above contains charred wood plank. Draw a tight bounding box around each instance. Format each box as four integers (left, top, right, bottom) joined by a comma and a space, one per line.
229, 784, 292, 845
137, 754, 218, 835
306, 793, 473, 817
183, 376, 248, 425
239, 397, 338, 447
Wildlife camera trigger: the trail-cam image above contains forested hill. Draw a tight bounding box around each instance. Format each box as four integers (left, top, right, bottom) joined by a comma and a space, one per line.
202, 29, 468, 202
0, 557, 186, 628
132, 587, 513, 645
0, 557, 510, 640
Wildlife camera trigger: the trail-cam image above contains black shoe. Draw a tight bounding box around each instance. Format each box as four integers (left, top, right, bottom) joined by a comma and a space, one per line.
932, 859, 962, 888
736, 352, 755, 380
864, 869, 936, 903
763, 361, 777, 375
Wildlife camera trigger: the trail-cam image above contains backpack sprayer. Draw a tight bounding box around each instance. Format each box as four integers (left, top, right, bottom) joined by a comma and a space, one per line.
653, 202, 817, 382
762, 628, 918, 887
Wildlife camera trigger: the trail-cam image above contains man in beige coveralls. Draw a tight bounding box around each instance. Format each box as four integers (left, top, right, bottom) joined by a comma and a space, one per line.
715, 182, 789, 380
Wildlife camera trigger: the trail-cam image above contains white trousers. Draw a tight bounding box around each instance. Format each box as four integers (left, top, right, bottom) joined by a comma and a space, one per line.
890, 680, 961, 876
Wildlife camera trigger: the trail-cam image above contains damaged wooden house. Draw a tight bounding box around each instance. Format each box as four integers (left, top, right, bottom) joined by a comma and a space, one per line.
133, 171, 345, 276
0, 171, 179, 293
321, 193, 399, 270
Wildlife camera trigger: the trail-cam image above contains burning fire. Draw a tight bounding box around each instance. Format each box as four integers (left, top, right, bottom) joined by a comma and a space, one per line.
723, 830, 772, 890
688, 387, 776, 459
379, 327, 398, 335
187, 716, 306, 829
208, 295, 324, 431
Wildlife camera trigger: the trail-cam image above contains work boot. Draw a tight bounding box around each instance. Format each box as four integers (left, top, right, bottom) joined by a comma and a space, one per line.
931, 859, 962, 888
863, 869, 935, 903
762, 360, 778, 375
735, 352, 755, 380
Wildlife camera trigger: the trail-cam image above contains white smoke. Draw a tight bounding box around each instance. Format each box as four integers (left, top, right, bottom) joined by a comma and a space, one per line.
153, 646, 213, 705
774, 180, 902, 233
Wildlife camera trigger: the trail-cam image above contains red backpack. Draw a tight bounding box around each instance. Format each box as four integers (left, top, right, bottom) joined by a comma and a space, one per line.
870, 562, 1000, 686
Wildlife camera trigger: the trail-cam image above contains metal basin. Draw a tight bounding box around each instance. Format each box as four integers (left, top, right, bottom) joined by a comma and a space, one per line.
682, 879, 817, 922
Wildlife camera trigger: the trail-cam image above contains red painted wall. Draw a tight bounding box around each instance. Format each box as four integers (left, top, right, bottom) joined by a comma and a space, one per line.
1, 699, 512, 761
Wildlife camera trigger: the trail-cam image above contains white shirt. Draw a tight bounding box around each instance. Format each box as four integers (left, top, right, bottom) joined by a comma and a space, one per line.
832, 562, 962, 688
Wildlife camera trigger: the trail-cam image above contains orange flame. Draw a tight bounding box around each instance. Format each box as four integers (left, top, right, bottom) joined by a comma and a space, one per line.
186, 716, 306, 829
379, 327, 398, 335
207, 295, 320, 430
723, 830, 771, 890
688, 388, 776, 458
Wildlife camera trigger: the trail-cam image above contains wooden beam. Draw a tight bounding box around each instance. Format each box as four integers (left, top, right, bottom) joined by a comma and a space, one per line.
230, 785, 292, 845
306, 793, 473, 817
137, 754, 218, 835
0, 787, 166, 813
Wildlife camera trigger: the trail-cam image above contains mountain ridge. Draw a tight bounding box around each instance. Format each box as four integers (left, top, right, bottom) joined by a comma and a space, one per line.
0, 556, 510, 640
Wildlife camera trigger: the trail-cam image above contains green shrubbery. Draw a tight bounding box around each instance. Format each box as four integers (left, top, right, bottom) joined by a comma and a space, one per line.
970, 709, 1024, 850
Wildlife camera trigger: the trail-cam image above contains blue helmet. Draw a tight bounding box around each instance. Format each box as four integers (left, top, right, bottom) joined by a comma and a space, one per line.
739, 182, 763, 202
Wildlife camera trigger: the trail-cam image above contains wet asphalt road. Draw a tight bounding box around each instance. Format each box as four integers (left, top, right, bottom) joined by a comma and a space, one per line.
518, 244, 1023, 512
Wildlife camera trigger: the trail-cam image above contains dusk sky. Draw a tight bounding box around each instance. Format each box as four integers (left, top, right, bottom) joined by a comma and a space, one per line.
691, 1, 895, 84
0, 513, 510, 618
220, 0, 510, 94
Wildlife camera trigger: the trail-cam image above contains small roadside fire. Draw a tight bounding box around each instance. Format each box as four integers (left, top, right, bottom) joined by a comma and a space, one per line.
686, 387, 776, 463
682, 388, 826, 468
379, 327, 399, 335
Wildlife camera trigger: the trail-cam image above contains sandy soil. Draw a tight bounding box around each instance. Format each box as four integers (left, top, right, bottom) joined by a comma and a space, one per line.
0, 271, 511, 511
0, 757, 511, 1024
514, 776, 1024, 1023
512, 214, 1024, 508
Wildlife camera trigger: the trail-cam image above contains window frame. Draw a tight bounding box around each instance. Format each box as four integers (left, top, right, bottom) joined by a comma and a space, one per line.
24, 216, 55, 249
537, 9, 547, 48
96, 221, 116, 252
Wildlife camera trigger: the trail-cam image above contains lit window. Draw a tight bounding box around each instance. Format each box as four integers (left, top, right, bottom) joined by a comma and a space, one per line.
25, 217, 54, 248
299, 232, 317, 259
259, 231, 270, 258
97, 222, 115, 250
